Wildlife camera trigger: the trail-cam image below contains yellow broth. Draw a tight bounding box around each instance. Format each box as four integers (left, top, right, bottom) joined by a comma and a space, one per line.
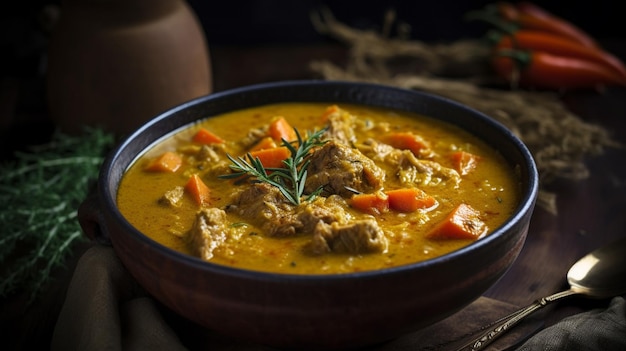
117, 102, 521, 274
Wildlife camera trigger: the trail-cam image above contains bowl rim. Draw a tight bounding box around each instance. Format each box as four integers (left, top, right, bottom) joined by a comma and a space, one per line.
99, 79, 539, 281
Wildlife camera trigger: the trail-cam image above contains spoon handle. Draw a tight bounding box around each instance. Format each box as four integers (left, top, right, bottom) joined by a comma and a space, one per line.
454, 289, 578, 351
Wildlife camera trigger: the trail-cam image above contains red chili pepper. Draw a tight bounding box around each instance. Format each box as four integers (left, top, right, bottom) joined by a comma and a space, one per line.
496, 2, 598, 48
492, 49, 626, 90
515, 1, 552, 18
492, 30, 626, 79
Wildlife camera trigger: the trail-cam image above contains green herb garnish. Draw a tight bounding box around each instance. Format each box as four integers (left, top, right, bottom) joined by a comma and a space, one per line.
219, 127, 328, 205
0, 128, 115, 303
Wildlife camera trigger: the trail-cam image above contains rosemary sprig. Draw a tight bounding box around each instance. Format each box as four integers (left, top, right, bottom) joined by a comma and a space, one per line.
0, 127, 115, 303
220, 126, 328, 205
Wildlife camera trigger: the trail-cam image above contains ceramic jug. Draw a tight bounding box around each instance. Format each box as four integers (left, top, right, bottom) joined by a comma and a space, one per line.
46, 0, 212, 136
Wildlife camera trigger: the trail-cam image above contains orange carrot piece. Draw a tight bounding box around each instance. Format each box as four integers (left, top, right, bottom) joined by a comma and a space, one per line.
192, 128, 224, 145
268, 116, 297, 142
349, 192, 389, 215
185, 174, 211, 206
144, 151, 182, 172
387, 188, 436, 213
249, 146, 291, 169
451, 151, 480, 176
385, 132, 430, 155
249, 136, 278, 152
426, 203, 488, 240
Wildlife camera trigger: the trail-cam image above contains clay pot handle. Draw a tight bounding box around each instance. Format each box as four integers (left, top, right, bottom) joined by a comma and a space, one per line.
78, 191, 111, 245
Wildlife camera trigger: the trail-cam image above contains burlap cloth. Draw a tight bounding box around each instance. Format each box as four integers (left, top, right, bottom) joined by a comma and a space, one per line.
51, 245, 625, 350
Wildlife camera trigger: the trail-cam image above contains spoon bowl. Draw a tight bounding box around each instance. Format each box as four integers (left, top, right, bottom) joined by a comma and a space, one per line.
568, 238, 626, 297
456, 236, 626, 351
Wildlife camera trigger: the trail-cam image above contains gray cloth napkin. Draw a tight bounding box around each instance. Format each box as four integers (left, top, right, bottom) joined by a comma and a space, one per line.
515, 296, 626, 351
51, 244, 626, 350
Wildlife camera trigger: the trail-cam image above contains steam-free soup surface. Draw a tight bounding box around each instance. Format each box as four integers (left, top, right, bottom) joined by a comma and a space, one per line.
117, 103, 521, 274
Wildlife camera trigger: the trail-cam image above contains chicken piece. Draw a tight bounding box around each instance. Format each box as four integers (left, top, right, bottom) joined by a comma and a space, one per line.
358, 139, 460, 188
158, 186, 184, 207
296, 195, 351, 233
185, 208, 228, 260
307, 219, 388, 255
305, 141, 385, 198
226, 183, 298, 237
226, 184, 351, 238
323, 106, 358, 146
396, 151, 461, 188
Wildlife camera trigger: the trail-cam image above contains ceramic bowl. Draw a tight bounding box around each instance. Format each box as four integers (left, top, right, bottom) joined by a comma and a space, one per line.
79, 80, 538, 350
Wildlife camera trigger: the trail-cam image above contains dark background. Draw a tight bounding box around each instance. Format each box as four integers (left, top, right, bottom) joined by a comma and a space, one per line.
2, 1, 623, 84
1, 0, 623, 152
3, 1, 624, 55
187, 0, 623, 45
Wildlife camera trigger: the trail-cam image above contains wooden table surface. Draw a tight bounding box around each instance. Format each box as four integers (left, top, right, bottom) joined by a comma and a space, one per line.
1, 41, 625, 350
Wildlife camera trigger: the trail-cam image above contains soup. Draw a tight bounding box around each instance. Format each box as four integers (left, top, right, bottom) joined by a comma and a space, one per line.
117, 102, 521, 274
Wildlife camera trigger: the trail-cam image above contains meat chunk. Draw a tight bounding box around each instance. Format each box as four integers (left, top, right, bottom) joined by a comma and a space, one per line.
239, 125, 269, 149
396, 151, 461, 188
358, 139, 460, 188
197, 144, 223, 163
307, 219, 388, 255
226, 183, 353, 238
296, 195, 351, 233
356, 138, 397, 161
193, 144, 232, 177
185, 208, 228, 260
323, 105, 358, 146
158, 186, 184, 207
226, 183, 298, 237
225, 175, 386, 255
305, 141, 385, 198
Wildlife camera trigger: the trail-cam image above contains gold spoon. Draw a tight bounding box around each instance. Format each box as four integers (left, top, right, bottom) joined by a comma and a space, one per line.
455, 236, 626, 351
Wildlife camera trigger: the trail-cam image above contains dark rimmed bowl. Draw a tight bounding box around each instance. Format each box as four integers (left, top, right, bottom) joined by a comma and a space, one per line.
79, 80, 538, 350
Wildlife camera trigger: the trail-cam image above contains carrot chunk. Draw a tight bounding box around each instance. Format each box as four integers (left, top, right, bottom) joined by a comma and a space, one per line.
144, 151, 182, 172
451, 151, 480, 176
192, 128, 224, 145
185, 174, 211, 206
385, 132, 430, 156
249, 146, 291, 169
386, 188, 436, 213
249, 136, 278, 152
268, 116, 297, 143
349, 192, 389, 215
426, 203, 488, 240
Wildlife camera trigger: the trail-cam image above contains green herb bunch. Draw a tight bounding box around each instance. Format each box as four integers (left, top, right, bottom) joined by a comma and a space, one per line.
0, 128, 115, 302
220, 127, 328, 205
